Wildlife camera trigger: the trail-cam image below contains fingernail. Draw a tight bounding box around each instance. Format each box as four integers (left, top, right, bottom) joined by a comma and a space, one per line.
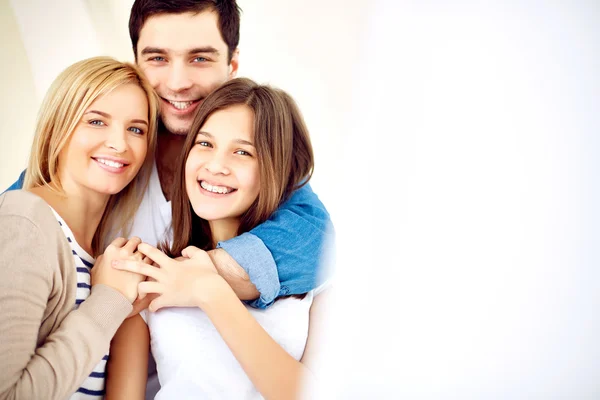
111, 260, 119, 267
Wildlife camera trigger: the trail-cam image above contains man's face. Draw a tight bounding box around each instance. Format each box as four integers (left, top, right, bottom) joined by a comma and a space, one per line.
136, 11, 238, 135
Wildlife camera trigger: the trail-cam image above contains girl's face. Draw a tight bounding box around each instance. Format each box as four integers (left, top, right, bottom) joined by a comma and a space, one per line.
185, 104, 260, 223
58, 84, 149, 196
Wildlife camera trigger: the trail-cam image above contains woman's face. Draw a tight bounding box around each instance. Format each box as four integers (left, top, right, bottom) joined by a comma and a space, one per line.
185, 104, 260, 222
58, 83, 149, 196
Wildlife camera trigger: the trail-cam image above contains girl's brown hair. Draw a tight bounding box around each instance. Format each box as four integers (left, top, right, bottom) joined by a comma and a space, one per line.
24, 56, 160, 255
165, 77, 314, 256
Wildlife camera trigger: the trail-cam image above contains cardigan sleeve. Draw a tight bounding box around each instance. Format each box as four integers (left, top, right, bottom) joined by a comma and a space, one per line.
0, 214, 132, 400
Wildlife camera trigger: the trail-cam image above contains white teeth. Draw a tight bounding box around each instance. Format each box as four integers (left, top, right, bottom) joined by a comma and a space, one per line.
96, 158, 124, 168
200, 181, 234, 194
169, 100, 194, 110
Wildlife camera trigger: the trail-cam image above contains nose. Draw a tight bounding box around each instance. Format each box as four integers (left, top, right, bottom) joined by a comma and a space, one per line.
166, 61, 193, 92
104, 125, 127, 153
204, 153, 230, 176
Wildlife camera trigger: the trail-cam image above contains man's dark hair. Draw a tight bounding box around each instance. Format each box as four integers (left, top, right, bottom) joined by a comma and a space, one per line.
129, 0, 241, 62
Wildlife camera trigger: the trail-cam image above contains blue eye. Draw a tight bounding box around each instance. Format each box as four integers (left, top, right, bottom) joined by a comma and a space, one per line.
89, 120, 105, 126
193, 57, 207, 63
129, 127, 145, 135
150, 56, 165, 62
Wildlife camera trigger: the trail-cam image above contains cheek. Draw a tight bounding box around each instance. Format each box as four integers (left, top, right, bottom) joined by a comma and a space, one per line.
184, 153, 201, 188
60, 132, 92, 164
69, 132, 93, 149
131, 138, 148, 160
201, 68, 231, 90
141, 66, 163, 89
239, 164, 261, 197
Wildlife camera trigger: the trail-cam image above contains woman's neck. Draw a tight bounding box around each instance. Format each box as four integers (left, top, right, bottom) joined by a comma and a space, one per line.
29, 184, 109, 255
208, 218, 241, 248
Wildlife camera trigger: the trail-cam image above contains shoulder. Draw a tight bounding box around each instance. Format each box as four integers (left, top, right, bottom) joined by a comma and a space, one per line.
0, 190, 57, 226
283, 183, 329, 216
0, 192, 62, 285
0, 190, 69, 262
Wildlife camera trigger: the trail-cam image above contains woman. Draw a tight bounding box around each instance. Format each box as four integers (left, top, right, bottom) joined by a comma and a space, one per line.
110, 78, 331, 399
0, 56, 159, 399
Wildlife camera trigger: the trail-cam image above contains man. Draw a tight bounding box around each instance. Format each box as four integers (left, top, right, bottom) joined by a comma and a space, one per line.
127, 0, 331, 308
7, 0, 332, 397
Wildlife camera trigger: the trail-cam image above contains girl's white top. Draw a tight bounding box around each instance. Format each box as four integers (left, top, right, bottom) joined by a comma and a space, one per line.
144, 286, 325, 399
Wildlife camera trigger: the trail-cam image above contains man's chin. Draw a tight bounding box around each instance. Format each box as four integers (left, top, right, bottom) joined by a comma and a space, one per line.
159, 117, 191, 136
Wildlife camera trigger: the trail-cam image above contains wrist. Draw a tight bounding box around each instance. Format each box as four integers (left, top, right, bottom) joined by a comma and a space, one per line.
118, 287, 137, 304
194, 274, 236, 310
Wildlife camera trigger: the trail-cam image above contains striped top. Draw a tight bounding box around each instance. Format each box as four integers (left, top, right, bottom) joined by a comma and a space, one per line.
50, 208, 109, 399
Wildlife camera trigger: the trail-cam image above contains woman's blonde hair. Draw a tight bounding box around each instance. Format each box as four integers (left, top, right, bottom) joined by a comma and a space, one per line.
24, 56, 159, 255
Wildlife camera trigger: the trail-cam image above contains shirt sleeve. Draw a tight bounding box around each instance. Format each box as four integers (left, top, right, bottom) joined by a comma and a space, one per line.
217, 183, 335, 309
2, 169, 26, 193
0, 215, 132, 400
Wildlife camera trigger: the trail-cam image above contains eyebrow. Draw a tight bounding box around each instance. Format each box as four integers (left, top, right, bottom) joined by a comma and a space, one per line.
198, 131, 254, 147
140, 46, 220, 56
140, 47, 166, 55
84, 110, 148, 126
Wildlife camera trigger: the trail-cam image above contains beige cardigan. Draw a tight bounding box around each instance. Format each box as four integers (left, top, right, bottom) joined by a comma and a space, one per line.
0, 190, 133, 400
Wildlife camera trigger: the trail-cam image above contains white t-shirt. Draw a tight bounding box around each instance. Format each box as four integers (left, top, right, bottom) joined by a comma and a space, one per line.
126, 162, 169, 399
146, 289, 321, 399
128, 162, 171, 247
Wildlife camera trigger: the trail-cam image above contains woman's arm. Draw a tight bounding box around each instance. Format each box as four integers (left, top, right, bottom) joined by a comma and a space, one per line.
0, 217, 133, 400
105, 314, 149, 400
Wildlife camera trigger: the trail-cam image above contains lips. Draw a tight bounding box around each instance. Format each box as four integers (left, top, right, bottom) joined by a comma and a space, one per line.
92, 156, 130, 173
162, 98, 202, 115
169, 100, 194, 110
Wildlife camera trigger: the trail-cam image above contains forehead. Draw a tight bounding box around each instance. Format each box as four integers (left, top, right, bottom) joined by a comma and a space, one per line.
87, 84, 148, 119
201, 105, 255, 140
138, 11, 227, 56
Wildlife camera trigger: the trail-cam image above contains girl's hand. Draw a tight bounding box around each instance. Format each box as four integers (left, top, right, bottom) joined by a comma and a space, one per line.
92, 237, 147, 303
127, 256, 159, 318
112, 243, 229, 311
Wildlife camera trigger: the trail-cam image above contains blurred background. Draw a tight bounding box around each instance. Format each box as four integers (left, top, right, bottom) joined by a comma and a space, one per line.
2, 0, 599, 398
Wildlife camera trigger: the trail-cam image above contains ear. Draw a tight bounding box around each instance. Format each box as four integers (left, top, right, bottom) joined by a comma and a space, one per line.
228, 48, 240, 79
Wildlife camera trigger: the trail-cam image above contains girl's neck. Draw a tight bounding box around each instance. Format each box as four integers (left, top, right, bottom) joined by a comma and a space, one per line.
29, 184, 109, 255
208, 218, 241, 248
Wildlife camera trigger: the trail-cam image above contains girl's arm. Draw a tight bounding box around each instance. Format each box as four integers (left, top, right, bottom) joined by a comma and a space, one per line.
198, 281, 331, 400
115, 244, 332, 399
105, 314, 149, 400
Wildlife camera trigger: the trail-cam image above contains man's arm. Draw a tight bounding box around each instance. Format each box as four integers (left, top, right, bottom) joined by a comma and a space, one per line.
207, 248, 259, 300
212, 183, 334, 309
3, 169, 26, 193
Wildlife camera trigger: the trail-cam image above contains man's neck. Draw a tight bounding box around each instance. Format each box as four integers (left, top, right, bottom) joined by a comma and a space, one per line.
156, 131, 188, 201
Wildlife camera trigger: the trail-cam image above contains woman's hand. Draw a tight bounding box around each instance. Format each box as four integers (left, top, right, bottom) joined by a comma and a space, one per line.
92, 237, 146, 303
112, 243, 230, 311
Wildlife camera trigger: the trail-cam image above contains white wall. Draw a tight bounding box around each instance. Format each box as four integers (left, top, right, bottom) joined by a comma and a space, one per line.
0, 0, 38, 189
329, 1, 600, 398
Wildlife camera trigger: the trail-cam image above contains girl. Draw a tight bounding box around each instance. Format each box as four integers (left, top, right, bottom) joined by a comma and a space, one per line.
110, 77, 331, 399
0, 56, 159, 399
